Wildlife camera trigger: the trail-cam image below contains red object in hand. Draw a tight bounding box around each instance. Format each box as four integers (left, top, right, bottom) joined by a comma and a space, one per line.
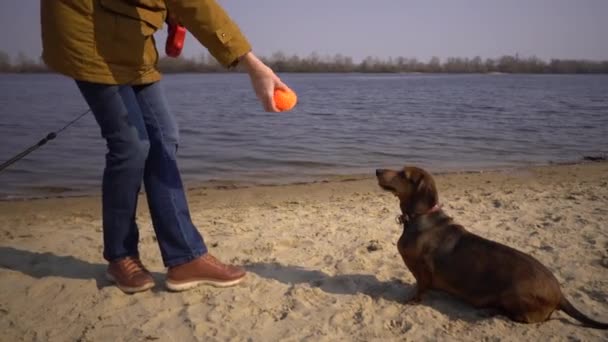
166, 23, 186, 58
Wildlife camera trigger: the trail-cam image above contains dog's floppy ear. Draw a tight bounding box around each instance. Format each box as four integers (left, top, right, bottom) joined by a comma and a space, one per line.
409, 169, 439, 215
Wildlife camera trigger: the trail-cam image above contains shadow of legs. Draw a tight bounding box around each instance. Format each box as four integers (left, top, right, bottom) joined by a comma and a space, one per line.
0, 246, 163, 290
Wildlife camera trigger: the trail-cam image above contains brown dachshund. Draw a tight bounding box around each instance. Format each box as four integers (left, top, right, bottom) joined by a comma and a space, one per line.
376, 166, 607, 329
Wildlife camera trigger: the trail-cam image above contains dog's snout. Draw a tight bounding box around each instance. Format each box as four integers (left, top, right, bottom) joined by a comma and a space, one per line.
376, 169, 384, 177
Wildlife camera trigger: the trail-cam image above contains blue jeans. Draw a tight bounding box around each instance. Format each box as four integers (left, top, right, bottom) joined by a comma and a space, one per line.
76, 80, 207, 267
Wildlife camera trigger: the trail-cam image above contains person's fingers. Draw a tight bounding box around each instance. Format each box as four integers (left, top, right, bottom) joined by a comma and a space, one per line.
274, 79, 289, 91
262, 97, 272, 112
266, 91, 279, 112
261, 91, 278, 112
250, 71, 284, 112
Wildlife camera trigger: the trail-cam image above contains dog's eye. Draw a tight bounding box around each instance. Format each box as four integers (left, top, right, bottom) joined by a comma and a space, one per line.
398, 171, 405, 178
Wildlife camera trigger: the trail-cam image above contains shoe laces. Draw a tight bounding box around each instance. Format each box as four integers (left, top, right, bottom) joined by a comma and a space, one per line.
203, 254, 231, 270
120, 257, 149, 276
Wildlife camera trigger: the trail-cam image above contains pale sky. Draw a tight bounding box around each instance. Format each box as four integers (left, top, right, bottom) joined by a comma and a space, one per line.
1, 0, 607, 63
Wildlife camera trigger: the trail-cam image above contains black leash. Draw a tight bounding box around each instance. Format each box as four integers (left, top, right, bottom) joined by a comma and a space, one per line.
0, 71, 153, 174
0, 109, 90, 173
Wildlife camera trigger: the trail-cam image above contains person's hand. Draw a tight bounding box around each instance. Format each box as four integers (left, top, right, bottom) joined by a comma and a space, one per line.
239, 52, 290, 112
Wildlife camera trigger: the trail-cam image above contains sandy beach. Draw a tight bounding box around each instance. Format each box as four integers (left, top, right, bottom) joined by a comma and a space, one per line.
1, 162, 607, 341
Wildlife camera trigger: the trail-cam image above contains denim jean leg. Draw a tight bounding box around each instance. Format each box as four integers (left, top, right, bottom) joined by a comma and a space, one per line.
76, 81, 149, 262
133, 82, 207, 267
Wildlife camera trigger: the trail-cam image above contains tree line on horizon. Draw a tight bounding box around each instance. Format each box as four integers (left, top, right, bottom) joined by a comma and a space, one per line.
1, 50, 607, 74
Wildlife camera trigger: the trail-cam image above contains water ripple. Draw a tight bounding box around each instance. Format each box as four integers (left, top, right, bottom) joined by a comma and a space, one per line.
1, 73, 607, 198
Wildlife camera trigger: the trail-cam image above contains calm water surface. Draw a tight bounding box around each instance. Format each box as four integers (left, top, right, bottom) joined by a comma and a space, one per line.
1, 73, 607, 199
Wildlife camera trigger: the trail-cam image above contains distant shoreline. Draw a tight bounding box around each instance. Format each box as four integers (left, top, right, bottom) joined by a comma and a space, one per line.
2, 53, 608, 74
2, 70, 608, 75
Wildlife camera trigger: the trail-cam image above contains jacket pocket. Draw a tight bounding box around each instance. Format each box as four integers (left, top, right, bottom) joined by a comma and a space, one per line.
99, 0, 165, 31
95, 0, 165, 67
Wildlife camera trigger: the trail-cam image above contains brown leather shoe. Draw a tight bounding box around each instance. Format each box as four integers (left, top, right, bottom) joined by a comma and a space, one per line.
166, 253, 246, 291
106, 256, 154, 294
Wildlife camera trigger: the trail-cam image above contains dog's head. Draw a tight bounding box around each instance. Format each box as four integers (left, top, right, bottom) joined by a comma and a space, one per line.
376, 166, 439, 216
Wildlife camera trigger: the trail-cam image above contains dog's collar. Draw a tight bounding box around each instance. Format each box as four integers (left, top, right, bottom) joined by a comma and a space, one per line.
396, 203, 442, 225
426, 203, 442, 215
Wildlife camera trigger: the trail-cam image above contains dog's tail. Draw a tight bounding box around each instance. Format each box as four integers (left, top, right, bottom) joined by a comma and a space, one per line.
560, 296, 608, 329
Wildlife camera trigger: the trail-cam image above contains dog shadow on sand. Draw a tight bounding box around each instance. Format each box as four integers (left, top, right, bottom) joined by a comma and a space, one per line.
245, 261, 517, 325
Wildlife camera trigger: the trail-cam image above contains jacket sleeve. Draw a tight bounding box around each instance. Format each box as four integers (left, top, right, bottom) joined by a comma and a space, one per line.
166, 0, 252, 68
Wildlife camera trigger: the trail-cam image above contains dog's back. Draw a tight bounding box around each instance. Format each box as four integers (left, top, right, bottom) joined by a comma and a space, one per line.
404, 211, 562, 311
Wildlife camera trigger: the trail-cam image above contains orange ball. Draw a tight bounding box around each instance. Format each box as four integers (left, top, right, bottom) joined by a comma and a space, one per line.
273, 88, 298, 111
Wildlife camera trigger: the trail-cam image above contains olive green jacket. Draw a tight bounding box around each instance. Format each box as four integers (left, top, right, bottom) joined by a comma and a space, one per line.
41, 0, 251, 84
